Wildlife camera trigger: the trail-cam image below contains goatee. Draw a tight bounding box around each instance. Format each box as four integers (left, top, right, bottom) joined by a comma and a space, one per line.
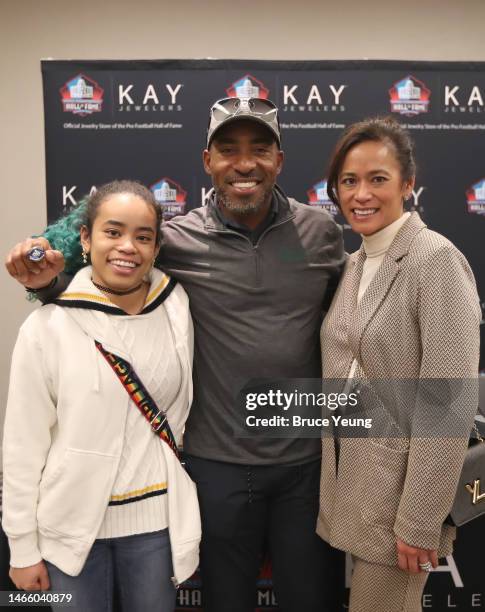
216, 187, 271, 217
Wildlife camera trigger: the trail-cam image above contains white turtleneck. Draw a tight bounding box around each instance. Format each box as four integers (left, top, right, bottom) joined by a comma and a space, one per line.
348, 212, 410, 380
357, 212, 411, 303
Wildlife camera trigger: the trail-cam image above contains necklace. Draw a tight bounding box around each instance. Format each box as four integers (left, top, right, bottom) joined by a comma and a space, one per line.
92, 280, 144, 296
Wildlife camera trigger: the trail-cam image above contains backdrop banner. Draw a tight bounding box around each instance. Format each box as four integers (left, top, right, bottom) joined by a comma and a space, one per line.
41, 59, 485, 611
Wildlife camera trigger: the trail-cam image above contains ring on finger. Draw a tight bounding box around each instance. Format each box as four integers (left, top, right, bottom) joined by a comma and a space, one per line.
419, 561, 433, 572
27, 246, 45, 262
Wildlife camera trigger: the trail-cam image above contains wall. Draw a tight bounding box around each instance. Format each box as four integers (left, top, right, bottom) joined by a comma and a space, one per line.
1, 0, 484, 465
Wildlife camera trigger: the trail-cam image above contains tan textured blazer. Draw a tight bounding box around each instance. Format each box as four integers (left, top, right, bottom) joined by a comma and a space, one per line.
317, 212, 481, 566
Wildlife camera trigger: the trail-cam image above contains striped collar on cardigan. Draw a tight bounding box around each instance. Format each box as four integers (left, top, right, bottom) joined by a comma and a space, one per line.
54, 266, 177, 315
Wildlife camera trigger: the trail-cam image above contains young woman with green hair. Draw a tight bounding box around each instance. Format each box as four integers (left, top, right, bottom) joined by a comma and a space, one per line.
3, 180, 200, 611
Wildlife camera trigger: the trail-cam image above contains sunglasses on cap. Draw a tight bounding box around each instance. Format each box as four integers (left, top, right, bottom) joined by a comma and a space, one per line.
207, 97, 281, 147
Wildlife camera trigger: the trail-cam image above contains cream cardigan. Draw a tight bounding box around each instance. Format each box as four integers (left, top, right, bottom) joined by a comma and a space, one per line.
3, 267, 200, 584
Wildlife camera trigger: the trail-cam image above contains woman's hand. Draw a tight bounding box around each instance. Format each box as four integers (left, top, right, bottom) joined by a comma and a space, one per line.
9, 561, 50, 590
396, 537, 438, 574
5, 237, 64, 289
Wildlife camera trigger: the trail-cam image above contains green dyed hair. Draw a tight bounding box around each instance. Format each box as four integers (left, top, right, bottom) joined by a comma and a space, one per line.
43, 180, 163, 276
43, 198, 88, 275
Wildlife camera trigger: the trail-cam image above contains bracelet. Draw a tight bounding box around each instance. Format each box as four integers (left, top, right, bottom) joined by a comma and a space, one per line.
25, 277, 57, 295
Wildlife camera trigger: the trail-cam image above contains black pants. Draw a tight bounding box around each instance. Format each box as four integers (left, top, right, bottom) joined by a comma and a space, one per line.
184, 456, 344, 612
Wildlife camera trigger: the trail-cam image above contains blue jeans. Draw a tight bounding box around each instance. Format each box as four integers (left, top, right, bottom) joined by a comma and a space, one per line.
45, 529, 176, 612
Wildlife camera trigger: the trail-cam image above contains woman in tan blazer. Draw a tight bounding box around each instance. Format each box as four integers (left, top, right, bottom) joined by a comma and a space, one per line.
317, 117, 481, 612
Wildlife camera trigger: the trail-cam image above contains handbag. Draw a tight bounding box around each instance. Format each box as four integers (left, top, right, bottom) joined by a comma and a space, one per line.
446, 421, 485, 526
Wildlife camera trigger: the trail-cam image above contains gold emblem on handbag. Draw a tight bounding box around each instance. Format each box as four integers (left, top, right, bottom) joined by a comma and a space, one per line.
447, 422, 485, 526
465, 478, 485, 505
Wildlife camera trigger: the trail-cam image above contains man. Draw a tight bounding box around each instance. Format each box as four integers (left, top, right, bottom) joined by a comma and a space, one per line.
6, 97, 345, 611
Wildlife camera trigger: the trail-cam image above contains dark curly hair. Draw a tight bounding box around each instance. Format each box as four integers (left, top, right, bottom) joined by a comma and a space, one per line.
44, 180, 163, 275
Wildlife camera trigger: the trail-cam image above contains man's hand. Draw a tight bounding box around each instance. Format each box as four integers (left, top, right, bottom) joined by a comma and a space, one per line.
396, 537, 438, 574
9, 561, 50, 590
5, 237, 65, 290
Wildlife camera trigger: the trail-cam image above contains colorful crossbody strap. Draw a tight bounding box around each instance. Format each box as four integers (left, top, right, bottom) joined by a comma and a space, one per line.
95, 341, 180, 460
